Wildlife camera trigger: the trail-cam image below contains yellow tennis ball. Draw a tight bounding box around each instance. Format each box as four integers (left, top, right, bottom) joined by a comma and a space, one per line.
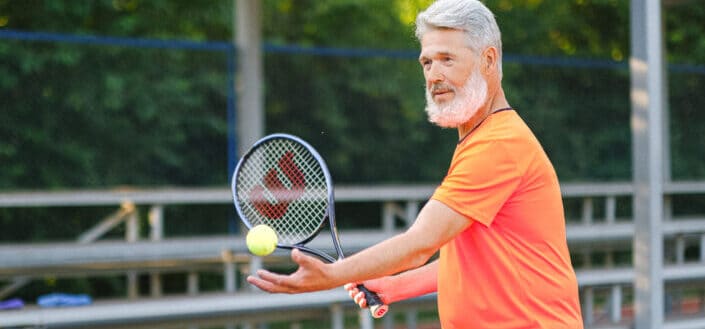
246, 224, 278, 256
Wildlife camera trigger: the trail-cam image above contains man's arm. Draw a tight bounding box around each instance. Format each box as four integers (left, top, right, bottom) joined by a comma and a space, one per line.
346, 259, 438, 307
246, 199, 470, 293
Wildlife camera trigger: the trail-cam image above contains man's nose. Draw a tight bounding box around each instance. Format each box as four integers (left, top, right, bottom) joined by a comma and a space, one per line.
427, 63, 444, 83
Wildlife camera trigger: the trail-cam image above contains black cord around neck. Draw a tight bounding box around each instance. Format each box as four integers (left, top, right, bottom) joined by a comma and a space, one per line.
457, 107, 515, 144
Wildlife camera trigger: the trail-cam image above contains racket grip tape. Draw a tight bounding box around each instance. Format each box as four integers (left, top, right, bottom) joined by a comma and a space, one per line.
357, 284, 389, 318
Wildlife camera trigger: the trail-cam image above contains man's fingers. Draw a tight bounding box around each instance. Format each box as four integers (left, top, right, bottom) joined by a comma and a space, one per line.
291, 248, 310, 265
343, 281, 370, 309
246, 274, 276, 292
256, 269, 285, 283
354, 291, 367, 308
291, 248, 319, 268
246, 270, 292, 293
344, 283, 358, 298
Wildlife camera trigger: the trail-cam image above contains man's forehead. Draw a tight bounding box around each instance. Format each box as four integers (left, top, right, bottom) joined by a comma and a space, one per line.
420, 43, 472, 60
420, 29, 469, 53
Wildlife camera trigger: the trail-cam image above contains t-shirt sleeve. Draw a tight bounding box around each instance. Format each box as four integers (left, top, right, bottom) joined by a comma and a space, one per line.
431, 139, 521, 227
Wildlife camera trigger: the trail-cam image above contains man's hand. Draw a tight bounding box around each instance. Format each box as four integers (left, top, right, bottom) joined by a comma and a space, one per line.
344, 278, 389, 308
246, 249, 338, 293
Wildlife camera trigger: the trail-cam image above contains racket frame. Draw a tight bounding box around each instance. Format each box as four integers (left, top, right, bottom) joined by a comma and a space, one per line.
232, 133, 388, 318
232, 133, 344, 262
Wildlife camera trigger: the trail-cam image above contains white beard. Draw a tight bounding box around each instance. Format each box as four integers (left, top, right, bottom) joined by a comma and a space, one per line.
424, 69, 488, 128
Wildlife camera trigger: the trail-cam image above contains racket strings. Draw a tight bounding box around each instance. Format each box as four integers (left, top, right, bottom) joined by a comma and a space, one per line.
236, 139, 329, 245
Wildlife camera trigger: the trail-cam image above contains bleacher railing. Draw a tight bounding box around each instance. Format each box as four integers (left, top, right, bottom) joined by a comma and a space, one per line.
2, 181, 705, 328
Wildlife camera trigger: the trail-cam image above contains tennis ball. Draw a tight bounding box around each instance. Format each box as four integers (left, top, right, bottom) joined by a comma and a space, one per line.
246, 224, 278, 256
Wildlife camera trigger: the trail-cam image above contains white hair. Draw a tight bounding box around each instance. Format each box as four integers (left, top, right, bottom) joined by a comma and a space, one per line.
415, 0, 503, 77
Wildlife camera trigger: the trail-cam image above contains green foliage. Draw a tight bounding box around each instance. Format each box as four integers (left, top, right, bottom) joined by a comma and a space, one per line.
1, 0, 704, 189
665, 0, 705, 180
0, 1, 232, 188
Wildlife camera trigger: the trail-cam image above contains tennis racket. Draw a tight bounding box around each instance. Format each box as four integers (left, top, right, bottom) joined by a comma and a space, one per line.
231, 133, 389, 318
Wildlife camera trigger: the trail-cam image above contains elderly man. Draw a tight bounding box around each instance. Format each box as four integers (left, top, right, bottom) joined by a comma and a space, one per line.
247, 0, 583, 327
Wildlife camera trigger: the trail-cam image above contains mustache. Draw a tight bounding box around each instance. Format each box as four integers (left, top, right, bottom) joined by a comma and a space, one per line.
429, 83, 454, 94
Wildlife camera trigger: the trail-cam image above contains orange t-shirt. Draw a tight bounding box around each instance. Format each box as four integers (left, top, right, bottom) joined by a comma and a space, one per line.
432, 110, 583, 329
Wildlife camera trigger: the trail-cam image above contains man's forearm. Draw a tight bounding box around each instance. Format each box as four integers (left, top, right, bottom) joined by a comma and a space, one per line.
330, 229, 439, 287
246, 200, 469, 294
329, 200, 470, 287
384, 259, 438, 303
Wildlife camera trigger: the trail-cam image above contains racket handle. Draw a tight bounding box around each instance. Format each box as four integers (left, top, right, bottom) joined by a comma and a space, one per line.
357, 284, 389, 318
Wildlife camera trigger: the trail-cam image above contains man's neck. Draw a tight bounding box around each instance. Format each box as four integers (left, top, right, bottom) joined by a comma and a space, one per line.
457, 89, 510, 140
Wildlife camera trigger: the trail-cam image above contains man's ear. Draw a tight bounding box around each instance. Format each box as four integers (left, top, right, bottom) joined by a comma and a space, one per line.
481, 47, 498, 75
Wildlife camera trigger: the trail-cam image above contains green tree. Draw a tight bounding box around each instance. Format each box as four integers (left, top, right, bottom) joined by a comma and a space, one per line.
2, 0, 704, 188
0, 0, 233, 188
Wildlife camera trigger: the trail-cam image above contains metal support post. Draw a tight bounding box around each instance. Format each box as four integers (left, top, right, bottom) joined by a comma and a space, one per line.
605, 196, 617, 223
188, 271, 200, 295
331, 303, 344, 329
358, 308, 373, 329
223, 249, 237, 293
583, 287, 594, 326
126, 207, 140, 299
611, 285, 623, 323
234, 0, 264, 155
582, 197, 594, 224
405, 308, 418, 329
630, 0, 667, 327
149, 205, 163, 297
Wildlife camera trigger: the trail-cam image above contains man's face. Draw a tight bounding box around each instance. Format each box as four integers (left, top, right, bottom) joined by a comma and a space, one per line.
419, 29, 488, 128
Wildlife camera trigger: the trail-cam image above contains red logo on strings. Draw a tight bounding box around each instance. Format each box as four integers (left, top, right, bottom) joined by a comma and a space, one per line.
250, 151, 305, 219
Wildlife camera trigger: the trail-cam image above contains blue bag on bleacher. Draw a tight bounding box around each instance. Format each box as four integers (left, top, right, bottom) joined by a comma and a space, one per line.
37, 293, 92, 307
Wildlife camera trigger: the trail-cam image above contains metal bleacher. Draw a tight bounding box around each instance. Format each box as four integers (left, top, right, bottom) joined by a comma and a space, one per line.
2, 182, 705, 328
